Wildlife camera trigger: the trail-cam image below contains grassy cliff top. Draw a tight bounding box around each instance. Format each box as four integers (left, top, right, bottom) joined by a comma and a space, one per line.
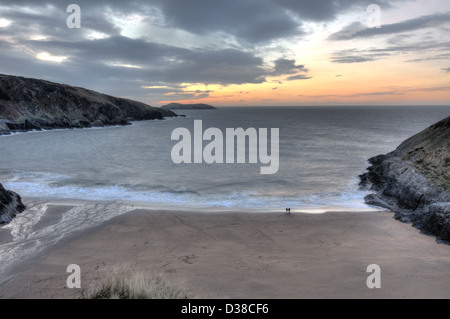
399, 116, 450, 191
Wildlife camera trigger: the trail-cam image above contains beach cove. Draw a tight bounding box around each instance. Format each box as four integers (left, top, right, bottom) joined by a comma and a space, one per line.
1, 202, 450, 299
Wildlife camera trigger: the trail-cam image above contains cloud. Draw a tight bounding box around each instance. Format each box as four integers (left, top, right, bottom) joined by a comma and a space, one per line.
271, 58, 308, 76
0, 30, 316, 103
0, 0, 414, 47
328, 22, 366, 41
412, 86, 450, 92
310, 86, 450, 98
329, 12, 450, 40
162, 88, 214, 100
11, 31, 314, 85
0, 0, 445, 105
0, 3, 121, 42
442, 67, 450, 72
275, 0, 403, 22
330, 37, 450, 64
406, 53, 450, 63
269, 58, 311, 80
331, 55, 376, 64
286, 74, 312, 81
352, 91, 405, 96
151, 0, 407, 43
331, 49, 390, 63
5, 35, 272, 85
150, 0, 301, 44
0, 1, 315, 95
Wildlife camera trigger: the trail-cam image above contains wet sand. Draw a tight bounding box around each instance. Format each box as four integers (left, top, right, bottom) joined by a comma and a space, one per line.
1, 207, 450, 299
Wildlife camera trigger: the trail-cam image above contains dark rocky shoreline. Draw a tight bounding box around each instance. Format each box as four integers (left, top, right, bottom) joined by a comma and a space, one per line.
0, 74, 177, 135
0, 184, 26, 224
360, 116, 450, 241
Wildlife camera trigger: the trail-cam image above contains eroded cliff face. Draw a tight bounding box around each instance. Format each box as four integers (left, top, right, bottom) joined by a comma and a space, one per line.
0, 184, 26, 224
0, 74, 177, 135
360, 116, 450, 240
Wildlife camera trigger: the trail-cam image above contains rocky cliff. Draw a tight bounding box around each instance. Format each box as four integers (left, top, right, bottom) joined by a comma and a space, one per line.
360, 115, 450, 240
0, 184, 26, 224
0, 74, 177, 135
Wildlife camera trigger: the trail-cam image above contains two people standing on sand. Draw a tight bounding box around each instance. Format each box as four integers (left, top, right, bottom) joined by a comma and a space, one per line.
285, 208, 291, 215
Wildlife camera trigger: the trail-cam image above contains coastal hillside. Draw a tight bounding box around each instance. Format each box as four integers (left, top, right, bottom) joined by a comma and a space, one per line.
161, 103, 216, 110
360, 115, 450, 240
0, 74, 177, 135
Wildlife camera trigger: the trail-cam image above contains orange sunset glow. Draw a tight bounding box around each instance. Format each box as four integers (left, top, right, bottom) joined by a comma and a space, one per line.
0, 0, 449, 106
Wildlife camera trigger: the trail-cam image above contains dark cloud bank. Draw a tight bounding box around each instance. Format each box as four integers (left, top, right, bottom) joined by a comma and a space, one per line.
0, 0, 427, 102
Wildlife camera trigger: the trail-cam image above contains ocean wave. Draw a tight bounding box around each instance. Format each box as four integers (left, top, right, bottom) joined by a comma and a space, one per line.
2, 172, 377, 213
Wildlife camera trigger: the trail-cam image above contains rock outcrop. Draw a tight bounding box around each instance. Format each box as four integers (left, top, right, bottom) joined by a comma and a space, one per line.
0, 184, 26, 224
0, 74, 177, 135
161, 103, 216, 110
360, 116, 450, 240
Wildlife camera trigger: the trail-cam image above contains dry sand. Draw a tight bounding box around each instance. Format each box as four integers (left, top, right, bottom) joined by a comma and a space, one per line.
1, 207, 450, 299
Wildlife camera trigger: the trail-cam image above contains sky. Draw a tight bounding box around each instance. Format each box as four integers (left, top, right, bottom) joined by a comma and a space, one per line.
0, 0, 449, 107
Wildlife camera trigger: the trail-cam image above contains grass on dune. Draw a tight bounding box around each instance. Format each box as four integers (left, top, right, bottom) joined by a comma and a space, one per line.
82, 271, 192, 299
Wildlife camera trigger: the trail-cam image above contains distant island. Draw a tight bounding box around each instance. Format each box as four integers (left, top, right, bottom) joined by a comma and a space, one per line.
360, 115, 450, 241
160, 103, 216, 110
0, 74, 177, 136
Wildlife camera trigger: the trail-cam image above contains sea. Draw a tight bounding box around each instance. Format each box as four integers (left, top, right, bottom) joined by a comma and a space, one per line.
1, 105, 449, 212
0, 105, 449, 276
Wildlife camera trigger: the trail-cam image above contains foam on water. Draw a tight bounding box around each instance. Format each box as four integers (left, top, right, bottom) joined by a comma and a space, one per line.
0, 200, 134, 283
2, 171, 377, 213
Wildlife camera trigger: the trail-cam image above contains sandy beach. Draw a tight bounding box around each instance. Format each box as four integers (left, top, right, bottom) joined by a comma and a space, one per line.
1, 205, 450, 299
